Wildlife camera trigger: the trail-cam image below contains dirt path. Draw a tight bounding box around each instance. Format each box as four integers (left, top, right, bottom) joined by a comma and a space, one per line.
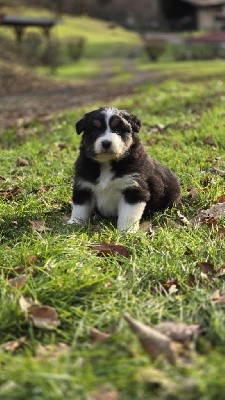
0, 60, 159, 131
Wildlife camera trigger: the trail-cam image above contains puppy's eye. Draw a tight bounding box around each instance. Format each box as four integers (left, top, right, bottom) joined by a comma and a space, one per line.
111, 117, 120, 129
93, 120, 101, 129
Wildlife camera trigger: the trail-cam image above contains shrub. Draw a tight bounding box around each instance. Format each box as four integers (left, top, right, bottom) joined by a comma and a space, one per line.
143, 37, 167, 62
66, 36, 86, 61
173, 43, 218, 61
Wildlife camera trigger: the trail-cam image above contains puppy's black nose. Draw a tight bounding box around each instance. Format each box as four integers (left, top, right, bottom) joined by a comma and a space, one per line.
102, 140, 111, 150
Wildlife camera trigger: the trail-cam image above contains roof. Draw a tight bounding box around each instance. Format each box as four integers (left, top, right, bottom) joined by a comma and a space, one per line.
187, 31, 225, 42
183, 0, 225, 7
0, 16, 58, 28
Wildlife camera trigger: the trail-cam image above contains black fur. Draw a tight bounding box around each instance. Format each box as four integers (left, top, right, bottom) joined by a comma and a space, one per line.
72, 107, 181, 219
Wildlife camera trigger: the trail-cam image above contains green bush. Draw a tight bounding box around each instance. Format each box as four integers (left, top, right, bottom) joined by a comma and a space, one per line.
173, 43, 218, 61
143, 37, 167, 62
66, 36, 86, 61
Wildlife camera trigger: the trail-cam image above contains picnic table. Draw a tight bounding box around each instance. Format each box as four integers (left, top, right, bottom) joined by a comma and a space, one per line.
0, 15, 58, 51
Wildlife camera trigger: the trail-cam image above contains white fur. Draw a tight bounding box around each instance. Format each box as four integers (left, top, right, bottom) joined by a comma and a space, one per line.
94, 109, 128, 159
117, 199, 146, 232
79, 163, 139, 218
68, 203, 93, 225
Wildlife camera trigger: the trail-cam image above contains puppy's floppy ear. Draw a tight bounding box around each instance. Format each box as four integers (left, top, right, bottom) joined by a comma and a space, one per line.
75, 117, 85, 135
121, 111, 141, 134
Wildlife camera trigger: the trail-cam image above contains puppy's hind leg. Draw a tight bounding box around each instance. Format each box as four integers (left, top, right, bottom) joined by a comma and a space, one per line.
68, 187, 94, 225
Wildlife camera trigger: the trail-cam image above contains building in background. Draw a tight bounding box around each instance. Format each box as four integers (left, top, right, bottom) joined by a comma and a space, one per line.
87, 0, 225, 31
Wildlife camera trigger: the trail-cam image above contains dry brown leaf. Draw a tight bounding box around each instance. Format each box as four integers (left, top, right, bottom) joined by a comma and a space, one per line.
162, 278, 179, 294
198, 262, 216, 278
19, 296, 60, 329
55, 142, 67, 150
38, 185, 52, 193
90, 243, 130, 258
0, 337, 26, 352
27, 255, 41, 265
29, 220, 50, 233
191, 203, 225, 226
123, 313, 176, 363
8, 274, 26, 289
89, 385, 119, 400
16, 157, 29, 167
0, 176, 6, 181
156, 321, 201, 343
0, 186, 20, 200
210, 289, 225, 304
28, 305, 60, 330
188, 187, 198, 201
216, 194, 225, 203
89, 327, 111, 343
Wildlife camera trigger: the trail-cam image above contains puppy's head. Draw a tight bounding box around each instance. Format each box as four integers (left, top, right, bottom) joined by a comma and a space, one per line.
75, 107, 141, 162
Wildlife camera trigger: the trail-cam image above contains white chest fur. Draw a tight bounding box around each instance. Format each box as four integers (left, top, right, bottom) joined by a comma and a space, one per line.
79, 163, 139, 217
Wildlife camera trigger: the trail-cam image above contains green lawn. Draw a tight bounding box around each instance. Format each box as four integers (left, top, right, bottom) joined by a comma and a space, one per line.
0, 64, 225, 399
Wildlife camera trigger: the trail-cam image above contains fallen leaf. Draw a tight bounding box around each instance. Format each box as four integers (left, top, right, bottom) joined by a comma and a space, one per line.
27, 255, 41, 265
0, 337, 26, 352
90, 243, 130, 258
8, 274, 26, 289
156, 321, 201, 343
89, 385, 119, 400
19, 296, 60, 329
210, 289, 225, 304
0, 176, 6, 181
38, 185, 52, 193
123, 313, 176, 363
191, 203, 225, 226
28, 305, 60, 330
0, 186, 20, 200
188, 187, 198, 201
198, 262, 216, 278
162, 278, 179, 294
16, 157, 29, 167
90, 327, 111, 343
216, 194, 225, 203
29, 220, 50, 233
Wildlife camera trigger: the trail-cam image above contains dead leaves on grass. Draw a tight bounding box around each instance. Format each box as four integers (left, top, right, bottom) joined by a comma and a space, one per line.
90, 327, 111, 343
29, 220, 50, 233
19, 296, 60, 330
0, 337, 26, 352
0, 186, 20, 200
123, 313, 201, 364
210, 289, 225, 304
90, 243, 130, 258
191, 202, 225, 226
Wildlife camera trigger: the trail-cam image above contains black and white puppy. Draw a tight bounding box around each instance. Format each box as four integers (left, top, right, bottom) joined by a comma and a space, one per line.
68, 107, 181, 232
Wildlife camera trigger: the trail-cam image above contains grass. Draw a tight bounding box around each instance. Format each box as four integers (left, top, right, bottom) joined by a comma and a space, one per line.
0, 63, 225, 399
36, 59, 101, 80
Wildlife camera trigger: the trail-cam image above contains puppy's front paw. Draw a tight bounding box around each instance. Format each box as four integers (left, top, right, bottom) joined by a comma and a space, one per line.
67, 218, 84, 225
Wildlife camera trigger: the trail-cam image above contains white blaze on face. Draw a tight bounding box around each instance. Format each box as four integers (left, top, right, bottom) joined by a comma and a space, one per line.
94, 109, 128, 162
